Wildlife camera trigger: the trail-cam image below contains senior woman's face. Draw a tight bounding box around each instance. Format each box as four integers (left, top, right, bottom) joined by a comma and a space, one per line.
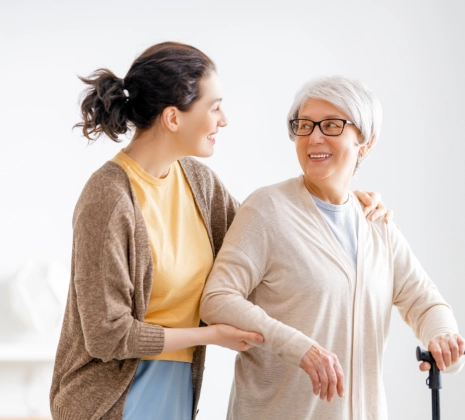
295, 98, 368, 193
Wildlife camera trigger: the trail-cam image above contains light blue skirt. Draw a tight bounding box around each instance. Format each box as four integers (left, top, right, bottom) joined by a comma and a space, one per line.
123, 360, 194, 420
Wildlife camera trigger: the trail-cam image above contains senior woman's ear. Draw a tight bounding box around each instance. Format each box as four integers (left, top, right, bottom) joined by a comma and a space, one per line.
359, 136, 375, 157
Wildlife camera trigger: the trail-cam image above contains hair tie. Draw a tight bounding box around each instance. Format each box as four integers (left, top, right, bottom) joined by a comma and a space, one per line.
122, 89, 130, 102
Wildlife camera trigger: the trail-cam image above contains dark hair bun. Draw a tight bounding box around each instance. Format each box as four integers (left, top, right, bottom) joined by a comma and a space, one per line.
74, 69, 129, 142
74, 42, 216, 142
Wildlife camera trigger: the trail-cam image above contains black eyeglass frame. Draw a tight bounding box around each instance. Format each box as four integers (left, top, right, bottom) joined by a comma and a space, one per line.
289, 118, 356, 137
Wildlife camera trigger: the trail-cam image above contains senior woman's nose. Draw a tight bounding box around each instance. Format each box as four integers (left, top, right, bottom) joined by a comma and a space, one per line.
309, 127, 325, 144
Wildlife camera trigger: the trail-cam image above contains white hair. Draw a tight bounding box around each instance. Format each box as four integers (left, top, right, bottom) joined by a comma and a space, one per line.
287, 75, 383, 173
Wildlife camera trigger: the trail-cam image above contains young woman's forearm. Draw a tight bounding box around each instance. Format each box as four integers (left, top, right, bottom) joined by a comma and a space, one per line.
162, 324, 264, 352
162, 326, 216, 352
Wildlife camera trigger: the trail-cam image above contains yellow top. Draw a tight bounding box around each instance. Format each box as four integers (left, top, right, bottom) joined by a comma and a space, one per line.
112, 150, 213, 362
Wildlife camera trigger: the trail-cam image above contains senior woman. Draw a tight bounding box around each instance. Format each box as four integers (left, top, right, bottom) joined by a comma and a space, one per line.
199, 76, 465, 419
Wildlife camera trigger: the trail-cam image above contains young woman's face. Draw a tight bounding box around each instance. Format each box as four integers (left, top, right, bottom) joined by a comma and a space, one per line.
176, 72, 228, 157
295, 98, 366, 190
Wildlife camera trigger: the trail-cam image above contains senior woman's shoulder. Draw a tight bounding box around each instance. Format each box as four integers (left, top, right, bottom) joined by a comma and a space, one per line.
241, 176, 302, 211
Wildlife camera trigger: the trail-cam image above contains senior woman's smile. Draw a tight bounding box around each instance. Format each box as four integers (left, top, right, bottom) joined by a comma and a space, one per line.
294, 97, 372, 204
200, 75, 464, 420
308, 153, 332, 161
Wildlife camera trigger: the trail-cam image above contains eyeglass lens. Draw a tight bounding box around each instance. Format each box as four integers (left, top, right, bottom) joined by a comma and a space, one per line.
292, 119, 345, 136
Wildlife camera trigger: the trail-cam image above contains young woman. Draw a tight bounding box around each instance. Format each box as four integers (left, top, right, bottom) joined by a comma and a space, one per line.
50, 43, 391, 420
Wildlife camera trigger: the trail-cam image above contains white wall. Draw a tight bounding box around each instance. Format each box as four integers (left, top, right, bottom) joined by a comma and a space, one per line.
0, 0, 464, 418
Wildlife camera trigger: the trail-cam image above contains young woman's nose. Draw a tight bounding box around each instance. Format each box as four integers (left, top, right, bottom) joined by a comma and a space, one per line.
218, 109, 228, 127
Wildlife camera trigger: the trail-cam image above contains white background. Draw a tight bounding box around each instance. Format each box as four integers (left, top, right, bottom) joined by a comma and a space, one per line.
0, 0, 464, 418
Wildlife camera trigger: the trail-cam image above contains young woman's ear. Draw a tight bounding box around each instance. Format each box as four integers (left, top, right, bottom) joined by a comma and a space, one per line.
161, 106, 180, 132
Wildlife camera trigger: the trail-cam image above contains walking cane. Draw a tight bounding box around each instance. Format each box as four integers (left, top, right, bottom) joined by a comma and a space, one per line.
416, 346, 465, 420
416, 347, 441, 420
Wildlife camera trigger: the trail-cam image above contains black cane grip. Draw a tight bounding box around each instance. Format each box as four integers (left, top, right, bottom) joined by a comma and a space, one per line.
416, 346, 433, 364
416, 346, 442, 390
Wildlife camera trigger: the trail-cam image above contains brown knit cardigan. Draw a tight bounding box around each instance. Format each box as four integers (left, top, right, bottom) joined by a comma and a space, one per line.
50, 158, 239, 419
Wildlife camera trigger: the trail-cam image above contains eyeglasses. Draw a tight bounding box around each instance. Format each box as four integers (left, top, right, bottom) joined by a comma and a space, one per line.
289, 118, 355, 136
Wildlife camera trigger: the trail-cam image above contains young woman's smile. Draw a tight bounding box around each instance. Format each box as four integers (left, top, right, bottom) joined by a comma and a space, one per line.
177, 72, 227, 157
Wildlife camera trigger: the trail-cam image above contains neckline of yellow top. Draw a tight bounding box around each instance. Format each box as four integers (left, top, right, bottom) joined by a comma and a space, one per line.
115, 149, 175, 187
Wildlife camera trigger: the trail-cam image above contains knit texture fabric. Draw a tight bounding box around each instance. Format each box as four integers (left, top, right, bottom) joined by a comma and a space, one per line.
200, 176, 463, 420
50, 158, 238, 420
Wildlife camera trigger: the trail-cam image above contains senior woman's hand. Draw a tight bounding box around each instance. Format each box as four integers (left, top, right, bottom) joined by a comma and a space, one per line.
354, 190, 394, 223
300, 343, 344, 402
419, 333, 465, 372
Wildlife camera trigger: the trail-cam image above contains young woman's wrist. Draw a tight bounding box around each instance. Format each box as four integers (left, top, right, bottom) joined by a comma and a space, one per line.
199, 324, 218, 346
162, 325, 217, 352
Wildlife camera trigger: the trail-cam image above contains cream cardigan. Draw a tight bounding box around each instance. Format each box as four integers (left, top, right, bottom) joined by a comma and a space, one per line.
200, 175, 463, 420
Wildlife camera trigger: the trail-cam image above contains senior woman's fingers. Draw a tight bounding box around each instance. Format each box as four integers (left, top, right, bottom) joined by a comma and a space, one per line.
441, 333, 465, 365
450, 333, 465, 363
317, 365, 330, 400
448, 335, 460, 365
325, 367, 338, 402
308, 364, 321, 396
439, 338, 452, 368
300, 344, 344, 402
335, 361, 345, 398
429, 339, 446, 371
300, 351, 320, 395
428, 334, 459, 371
458, 335, 465, 358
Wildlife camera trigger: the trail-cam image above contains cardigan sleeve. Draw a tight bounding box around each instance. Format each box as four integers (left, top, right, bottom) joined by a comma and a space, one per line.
208, 169, 240, 255
179, 157, 240, 256
390, 224, 464, 374
200, 201, 315, 367
73, 194, 164, 363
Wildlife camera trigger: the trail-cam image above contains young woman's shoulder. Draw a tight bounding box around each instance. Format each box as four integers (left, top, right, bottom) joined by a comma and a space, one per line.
179, 157, 239, 206
179, 156, 221, 185
73, 161, 135, 227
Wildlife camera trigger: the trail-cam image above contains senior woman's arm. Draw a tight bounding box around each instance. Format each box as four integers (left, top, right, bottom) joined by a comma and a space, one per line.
200, 238, 315, 365
390, 224, 465, 373
200, 199, 344, 402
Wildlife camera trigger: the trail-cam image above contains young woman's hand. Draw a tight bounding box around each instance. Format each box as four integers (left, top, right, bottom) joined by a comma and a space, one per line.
354, 190, 394, 224
300, 343, 344, 402
210, 324, 264, 351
